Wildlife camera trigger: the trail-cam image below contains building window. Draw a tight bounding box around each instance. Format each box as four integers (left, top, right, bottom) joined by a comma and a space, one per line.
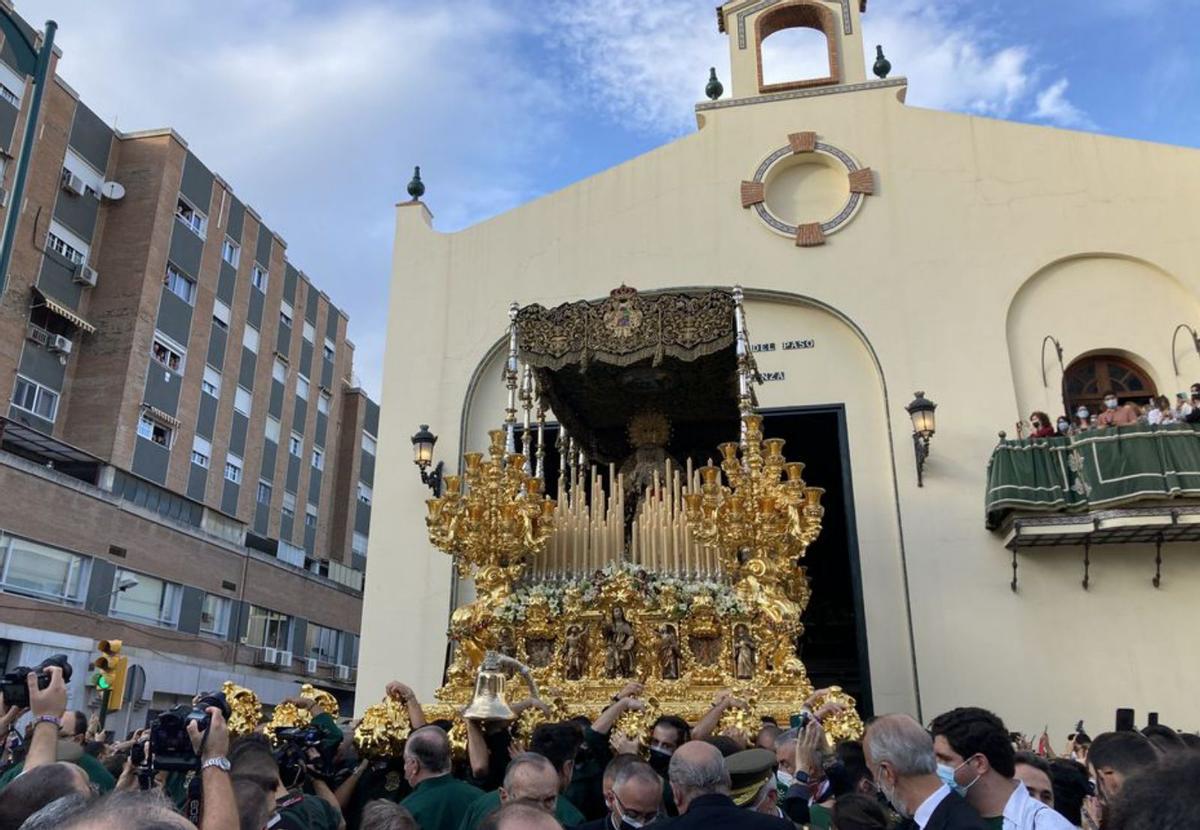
224, 453, 243, 484
296, 375, 309, 401
357, 482, 373, 505
45, 222, 88, 265
111, 568, 182, 627
272, 358, 287, 384
281, 491, 296, 519
202, 366, 221, 398
311, 447, 324, 471
137, 413, 173, 448
0, 533, 89, 604
323, 337, 335, 362
164, 264, 196, 305
212, 300, 231, 331
152, 332, 186, 374
62, 149, 103, 198
242, 325, 259, 354
305, 624, 343, 664
280, 301, 293, 328
317, 391, 331, 415
246, 605, 292, 651
176, 196, 207, 238
251, 264, 268, 293
352, 532, 368, 557
12, 375, 59, 422
289, 432, 303, 457
200, 593, 232, 637
221, 239, 240, 267
0, 61, 23, 106
191, 435, 212, 468
362, 432, 377, 456
234, 386, 252, 416
257, 480, 273, 505
304, 504, 318, 527
302, 321, 315, 343
265, 416, 281, 444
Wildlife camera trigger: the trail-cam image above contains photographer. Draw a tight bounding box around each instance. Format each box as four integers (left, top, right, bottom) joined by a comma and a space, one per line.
230, 733, 346, 830
185, 704, 238, 830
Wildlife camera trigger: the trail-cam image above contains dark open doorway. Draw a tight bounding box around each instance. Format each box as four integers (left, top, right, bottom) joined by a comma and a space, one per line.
761, 405, 872, 716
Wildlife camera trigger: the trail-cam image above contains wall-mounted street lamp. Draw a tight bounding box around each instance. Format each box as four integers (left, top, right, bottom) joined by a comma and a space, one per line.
905, 392, 937, 487
411, 424, 444, 497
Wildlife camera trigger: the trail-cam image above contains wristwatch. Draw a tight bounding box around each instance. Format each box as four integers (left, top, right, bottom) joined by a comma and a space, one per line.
201, 756, 231, 773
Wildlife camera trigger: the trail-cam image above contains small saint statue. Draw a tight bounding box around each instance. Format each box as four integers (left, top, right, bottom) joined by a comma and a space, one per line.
658, 623, 682, 680
604, 607, 636, 678
563, 625, 587, 681
734, 624, 756, 680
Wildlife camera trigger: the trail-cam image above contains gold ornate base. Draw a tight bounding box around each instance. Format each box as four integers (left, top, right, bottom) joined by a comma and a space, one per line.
436, 565, 863, 741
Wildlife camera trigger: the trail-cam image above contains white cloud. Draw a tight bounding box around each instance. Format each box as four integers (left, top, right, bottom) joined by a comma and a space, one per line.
1031, 78, 1097, 129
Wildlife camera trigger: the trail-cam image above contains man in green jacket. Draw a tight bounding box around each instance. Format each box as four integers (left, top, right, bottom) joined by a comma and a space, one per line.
458, 752, 582, 830
401, 726, 486, 830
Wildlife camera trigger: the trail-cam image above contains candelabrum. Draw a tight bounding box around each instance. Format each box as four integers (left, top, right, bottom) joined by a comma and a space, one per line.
684, 413, 824, 627
426, 428, 556, 599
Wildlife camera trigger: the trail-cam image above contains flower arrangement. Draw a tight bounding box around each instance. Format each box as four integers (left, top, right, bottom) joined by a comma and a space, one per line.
493, 562, 752, 622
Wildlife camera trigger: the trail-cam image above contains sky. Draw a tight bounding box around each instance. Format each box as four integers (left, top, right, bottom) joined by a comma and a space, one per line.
14, 0, 1199, 399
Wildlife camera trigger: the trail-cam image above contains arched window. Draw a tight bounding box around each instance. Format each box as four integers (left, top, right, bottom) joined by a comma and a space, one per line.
1063, 354, 1157, 413
756, 2, 840, 93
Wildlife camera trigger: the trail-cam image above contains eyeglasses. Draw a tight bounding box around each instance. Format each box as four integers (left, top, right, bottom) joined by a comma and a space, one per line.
613, 791, 661, 823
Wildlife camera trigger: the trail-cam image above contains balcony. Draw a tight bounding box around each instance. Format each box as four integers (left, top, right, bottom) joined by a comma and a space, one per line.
985, 424, 1200, 549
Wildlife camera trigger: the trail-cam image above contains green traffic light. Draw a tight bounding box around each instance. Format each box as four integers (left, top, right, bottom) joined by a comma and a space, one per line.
96, 675, 111, 690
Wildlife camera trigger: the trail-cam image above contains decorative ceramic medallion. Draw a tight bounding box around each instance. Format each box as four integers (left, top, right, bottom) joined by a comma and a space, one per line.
740, 132, 875, 247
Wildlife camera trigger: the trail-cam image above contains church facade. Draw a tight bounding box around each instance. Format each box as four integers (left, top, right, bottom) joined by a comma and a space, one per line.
361, 0, 1200, 733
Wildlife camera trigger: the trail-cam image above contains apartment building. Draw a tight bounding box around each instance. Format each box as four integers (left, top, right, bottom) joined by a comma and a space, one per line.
0, 7, 376, 721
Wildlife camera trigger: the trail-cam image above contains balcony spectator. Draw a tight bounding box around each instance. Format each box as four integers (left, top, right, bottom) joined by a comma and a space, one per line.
1028, 412, 1055, 438
1072, 406, 1091, 433
1146, 395, 1175, 425
1095, 392, 1139, 427
1184, 384, 1200, 423
1054, 416, 1072, 437
1173, 392, 1193, 421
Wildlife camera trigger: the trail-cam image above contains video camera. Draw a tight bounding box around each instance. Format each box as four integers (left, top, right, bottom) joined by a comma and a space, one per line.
145, 691, 230, 773
0, 654, 72, 709
273, 725, 327, 787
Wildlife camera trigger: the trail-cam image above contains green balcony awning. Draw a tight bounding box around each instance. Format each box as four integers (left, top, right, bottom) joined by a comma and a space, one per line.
985, 424, 1200, 530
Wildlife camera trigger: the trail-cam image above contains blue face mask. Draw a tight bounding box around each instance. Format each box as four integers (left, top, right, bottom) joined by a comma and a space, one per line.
937, 759, 981, 797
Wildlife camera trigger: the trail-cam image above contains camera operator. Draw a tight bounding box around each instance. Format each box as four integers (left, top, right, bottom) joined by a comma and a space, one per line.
183, 704, 238, 830
230, 733, 346, 830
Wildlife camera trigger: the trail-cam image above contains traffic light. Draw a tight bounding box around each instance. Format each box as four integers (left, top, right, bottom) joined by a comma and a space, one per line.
93, 639, 127, 712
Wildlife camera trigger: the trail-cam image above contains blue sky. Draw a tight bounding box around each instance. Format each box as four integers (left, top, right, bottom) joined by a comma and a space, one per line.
15, 0, 1199, 397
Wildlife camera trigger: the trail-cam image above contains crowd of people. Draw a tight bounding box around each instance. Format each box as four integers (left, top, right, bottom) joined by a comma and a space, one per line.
1, 665, 1197, 830
1013, 385, 1200, 440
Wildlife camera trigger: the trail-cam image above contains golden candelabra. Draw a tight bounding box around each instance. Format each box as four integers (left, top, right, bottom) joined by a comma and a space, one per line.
354, 697, 412, 760
426, 428, 556, 598
221, 681, 262, 737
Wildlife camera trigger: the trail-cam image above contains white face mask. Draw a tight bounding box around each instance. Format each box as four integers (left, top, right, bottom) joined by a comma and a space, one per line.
777, 770, 795, 789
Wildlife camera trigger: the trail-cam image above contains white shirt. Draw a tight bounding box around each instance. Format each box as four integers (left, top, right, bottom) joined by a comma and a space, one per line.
913, 784, 951, 829
1002, 779, 1076, 830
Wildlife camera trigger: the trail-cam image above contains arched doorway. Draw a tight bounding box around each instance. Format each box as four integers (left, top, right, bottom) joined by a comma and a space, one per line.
1064, 353, 1157, 414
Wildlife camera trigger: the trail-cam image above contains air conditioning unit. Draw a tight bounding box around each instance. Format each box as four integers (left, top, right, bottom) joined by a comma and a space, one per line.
73, 264, 98, 287
278, 650, 293, 666
26, 323, 48, 346
258, 647, 279, 666
60, 169, 85, 196
334, 664, 351, 682
305, 658, 319, 674
49, 334, 73, 355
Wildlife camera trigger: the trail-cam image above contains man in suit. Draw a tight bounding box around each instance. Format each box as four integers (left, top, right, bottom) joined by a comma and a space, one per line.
574, 758, 662, 830
863, 714, 986, 830
663, 741, 793, 829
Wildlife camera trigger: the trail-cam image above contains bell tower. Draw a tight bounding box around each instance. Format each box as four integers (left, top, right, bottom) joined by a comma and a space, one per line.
717, 0, 868, 99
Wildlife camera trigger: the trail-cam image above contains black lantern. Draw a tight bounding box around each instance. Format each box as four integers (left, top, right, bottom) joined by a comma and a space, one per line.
411, 424, 443, 495
905, 392, 937, 487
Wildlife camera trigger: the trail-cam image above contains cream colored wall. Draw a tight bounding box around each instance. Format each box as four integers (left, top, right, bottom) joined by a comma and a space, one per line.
364, 70, 1200, 734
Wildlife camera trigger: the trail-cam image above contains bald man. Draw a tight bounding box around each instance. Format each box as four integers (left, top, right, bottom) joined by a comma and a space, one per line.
488, 801, 563, 830
459, 752, 581, 830
666, 741, 792, 829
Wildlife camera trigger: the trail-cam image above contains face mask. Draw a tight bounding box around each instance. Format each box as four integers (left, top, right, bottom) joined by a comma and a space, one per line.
1058, 421, 1069, 432
937, 759, 982, 798
777, 770, 795, 789
1077, 408, 1089, 419
1105, 399, 1118, 410
647, 748, 671, 775
877, 775, 909, 819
